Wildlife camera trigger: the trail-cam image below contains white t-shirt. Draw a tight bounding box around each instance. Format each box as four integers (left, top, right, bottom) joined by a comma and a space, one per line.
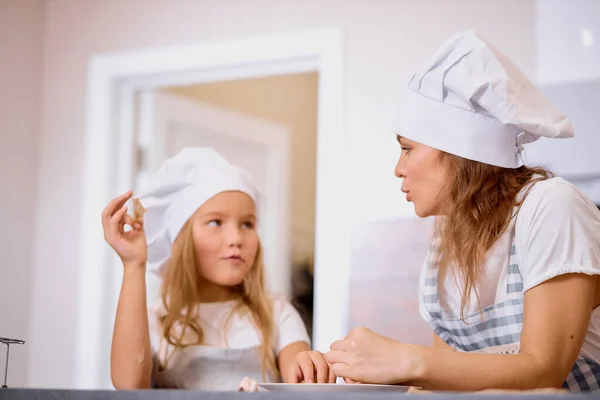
420, 177, 600, 360
148, 296, 310, 390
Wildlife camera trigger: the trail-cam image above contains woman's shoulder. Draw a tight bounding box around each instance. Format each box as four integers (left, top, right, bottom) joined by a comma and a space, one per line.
514, 176, 600, 259
524, 177, 580, 200
518, 177, 598, 222
513, 177, 600, 292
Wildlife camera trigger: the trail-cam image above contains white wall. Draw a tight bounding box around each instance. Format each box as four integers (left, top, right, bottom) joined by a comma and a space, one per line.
536, 0, 600, 85
528, 0, 600, 201
0, 0, 43, 389
348, 217, 434, 345
28, 0, 536, 388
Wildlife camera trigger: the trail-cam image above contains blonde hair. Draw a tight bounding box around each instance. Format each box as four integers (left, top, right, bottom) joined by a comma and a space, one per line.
436, 152, 552, 319
157, 218, 277, 380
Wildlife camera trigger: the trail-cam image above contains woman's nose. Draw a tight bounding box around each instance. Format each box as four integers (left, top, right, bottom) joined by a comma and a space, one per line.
395, 157, 406, 178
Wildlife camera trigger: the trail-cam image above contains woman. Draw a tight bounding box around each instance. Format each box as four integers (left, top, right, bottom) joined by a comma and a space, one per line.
325, 30, 600, 392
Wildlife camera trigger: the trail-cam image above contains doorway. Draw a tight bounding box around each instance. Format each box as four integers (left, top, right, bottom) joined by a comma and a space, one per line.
76, 28, 348, 389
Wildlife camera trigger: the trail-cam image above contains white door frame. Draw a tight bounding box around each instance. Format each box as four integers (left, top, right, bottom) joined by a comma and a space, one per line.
77, 27, 349, 389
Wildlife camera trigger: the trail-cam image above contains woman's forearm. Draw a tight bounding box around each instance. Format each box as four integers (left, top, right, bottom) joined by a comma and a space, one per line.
110, 265, 153, 389
407, 346, 565, 391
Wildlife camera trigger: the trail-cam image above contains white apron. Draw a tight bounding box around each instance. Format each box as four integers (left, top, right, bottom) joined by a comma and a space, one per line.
151, 345, 277, 391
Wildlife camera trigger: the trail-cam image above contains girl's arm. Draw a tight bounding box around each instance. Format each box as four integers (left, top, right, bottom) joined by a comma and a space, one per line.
110, 265, 153, 389
102, 192, 153, 390
278, 342, 337, 383
272, 298, 334, 383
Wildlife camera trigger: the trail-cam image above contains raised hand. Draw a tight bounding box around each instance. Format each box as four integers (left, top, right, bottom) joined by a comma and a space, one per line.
101, 190, 147, 267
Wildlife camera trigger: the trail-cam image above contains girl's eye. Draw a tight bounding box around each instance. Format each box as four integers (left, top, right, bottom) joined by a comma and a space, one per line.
208, 220, 221, 227
242, 222, 255, 230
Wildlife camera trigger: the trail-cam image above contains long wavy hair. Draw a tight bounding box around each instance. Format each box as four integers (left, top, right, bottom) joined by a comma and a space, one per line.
435, 152, 553, 319
156, 218, 276, 380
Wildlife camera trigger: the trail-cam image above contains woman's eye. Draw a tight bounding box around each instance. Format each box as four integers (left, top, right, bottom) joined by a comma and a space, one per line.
242, 222, 255, 230
208, 220, 221, 227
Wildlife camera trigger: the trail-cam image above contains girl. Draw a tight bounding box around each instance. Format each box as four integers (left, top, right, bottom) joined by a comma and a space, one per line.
102, 147, 334, 391
325, 30, 600, 392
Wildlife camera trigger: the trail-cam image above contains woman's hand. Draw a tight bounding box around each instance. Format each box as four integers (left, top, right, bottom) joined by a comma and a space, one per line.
325, 327, 425, 385
102, 190, 147, 267
285, 350, 336, 383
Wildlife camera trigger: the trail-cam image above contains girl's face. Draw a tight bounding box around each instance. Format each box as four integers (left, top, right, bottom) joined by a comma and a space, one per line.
394, 136, 449, 217
191, 191, 259, 292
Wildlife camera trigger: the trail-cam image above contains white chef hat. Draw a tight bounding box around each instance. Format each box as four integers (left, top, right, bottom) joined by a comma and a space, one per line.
392, 29, 574, 168
138, 147, 260, 274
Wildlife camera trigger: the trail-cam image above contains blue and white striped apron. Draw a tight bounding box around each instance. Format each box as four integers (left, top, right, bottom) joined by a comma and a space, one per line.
420, 231, 600, 391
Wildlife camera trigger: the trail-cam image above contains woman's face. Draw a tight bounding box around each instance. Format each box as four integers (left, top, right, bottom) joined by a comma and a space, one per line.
394, 136, 449, 217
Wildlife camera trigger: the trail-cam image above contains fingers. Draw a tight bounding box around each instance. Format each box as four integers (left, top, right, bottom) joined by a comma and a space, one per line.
286, 368, 301, 384
308, 352, 330, 383
102, 191, 133, 236
102, 191, 143, 241
328, 360, 337, 383
325, 350, 358, 382
408, 387, 431, 394
294, 351, 336, 384
102, 191, 132, 220
343, 327, 370, 342
122, 213, 142, 230
324, 350, 353, 365
107, 205, 128, 239
329, 339, 350, 352
122, 213, 134, 226
284, 361, 303, 384
296, 352, 315, 383
330, 362, 353, 381
324, 351, 337, 384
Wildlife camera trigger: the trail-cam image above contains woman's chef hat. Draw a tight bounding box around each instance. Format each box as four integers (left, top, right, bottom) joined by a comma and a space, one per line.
138, 147, 260, 274
392, 29, 574, 168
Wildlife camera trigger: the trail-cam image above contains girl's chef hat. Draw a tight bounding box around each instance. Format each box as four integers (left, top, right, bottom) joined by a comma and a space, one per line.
138, 147, 260, 274
393, 30, 574, 168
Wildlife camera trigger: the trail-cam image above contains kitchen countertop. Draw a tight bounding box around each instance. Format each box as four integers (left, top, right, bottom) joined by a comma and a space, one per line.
0, 389, 595, 400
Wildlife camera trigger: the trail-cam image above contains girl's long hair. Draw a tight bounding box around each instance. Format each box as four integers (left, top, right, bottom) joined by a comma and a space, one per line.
156, 218, 276, 380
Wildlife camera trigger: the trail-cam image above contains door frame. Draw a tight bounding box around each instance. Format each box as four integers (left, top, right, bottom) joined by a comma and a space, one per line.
77, 27, 349, 388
